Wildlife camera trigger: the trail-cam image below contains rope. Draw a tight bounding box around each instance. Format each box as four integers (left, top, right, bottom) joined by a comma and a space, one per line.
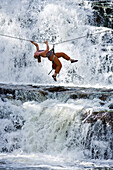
0, 33, 43, 43
53, 29, 112, 45
0, 29, 112, 46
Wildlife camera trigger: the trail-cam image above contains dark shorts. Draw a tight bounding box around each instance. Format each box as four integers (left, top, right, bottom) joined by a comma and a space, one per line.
46, 51, 53, 59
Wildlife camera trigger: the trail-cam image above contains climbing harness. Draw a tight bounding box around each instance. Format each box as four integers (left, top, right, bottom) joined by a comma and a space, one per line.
48, 44, 57, 75
52, 54, 55, 62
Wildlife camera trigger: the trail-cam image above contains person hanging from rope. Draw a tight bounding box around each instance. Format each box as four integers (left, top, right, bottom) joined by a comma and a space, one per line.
30, 40, 78, 81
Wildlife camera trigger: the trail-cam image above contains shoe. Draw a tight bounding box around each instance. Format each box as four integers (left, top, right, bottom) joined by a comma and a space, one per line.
52, 75, 57, 81
71, 59, 78, 63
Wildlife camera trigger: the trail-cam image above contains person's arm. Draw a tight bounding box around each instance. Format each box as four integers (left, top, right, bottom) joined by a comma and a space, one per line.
44, 40, 49, 52
30, 40, 39, 51
40, 40, 49, 56
35, 41, 49, 57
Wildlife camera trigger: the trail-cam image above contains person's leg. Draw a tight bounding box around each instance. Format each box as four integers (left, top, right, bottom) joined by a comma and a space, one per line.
55, 52, 78, 63
49, 53, 78, 81
54, 56, 62, 74
55, 52, 71, 60
51, 56, 62, 81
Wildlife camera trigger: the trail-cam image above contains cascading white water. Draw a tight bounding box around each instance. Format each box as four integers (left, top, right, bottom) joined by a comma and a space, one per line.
0, 0, 112, 86
0, 92, 113, 169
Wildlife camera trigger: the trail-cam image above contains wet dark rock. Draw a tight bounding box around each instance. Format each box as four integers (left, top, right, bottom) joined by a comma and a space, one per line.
100, 101, 105, 106
38, 90, 48, 96
106, 8, 112, 15
0, 83, 113, 102
82, 110, 113, 132
109, 104, 113, 109
91, 1, 112, 29
69, 94, 78, 99
0, 84, 48, 102
99, 94, 110, 101
82, 111, 113, 159
44, 86, 69, 92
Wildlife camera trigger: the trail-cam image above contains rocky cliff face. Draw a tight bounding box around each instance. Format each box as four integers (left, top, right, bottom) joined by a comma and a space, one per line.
88, 1, 112, 29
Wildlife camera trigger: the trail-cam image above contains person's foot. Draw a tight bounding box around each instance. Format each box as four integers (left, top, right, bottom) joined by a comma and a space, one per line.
52, 75, 57, 81
71, 59, 78, 63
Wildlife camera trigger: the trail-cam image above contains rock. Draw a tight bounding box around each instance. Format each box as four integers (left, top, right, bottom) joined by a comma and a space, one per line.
44, 86, 69, 92
99, 94, 109, 101
82, 110, 113, 131
69, 94, 78, 99
109, 103, 113, 109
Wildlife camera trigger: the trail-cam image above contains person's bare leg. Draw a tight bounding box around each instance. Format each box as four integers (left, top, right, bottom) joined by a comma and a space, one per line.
55, 52, 71, 60
55, 52, 78, 63
52, 56, 62, 81
51, 53, 78, 81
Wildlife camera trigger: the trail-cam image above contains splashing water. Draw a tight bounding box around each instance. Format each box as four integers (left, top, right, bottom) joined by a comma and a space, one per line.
0, 92, 113, 169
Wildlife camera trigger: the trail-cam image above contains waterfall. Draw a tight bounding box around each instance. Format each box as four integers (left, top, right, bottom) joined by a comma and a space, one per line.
0, 0, 112, 86
0, 85, 113, 160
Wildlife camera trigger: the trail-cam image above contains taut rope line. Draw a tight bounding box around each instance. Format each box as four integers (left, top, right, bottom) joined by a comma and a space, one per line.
0, 33, 43, 44
0, 29, 112, 46
53, 30, 112, 45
